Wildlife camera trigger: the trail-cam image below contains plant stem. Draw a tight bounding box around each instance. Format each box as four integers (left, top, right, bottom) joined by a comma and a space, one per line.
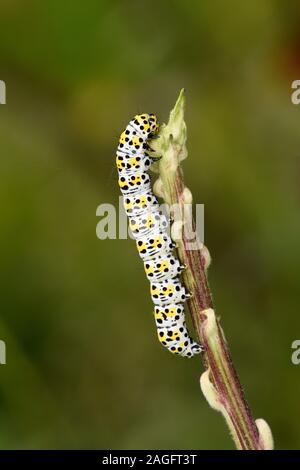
152, 89, 273, 450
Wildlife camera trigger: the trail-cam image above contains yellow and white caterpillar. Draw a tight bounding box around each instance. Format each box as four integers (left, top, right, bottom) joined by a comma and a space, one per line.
117, 114, 203, 358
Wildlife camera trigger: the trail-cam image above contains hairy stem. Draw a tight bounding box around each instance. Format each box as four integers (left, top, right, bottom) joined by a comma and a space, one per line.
152, 89, 273, 450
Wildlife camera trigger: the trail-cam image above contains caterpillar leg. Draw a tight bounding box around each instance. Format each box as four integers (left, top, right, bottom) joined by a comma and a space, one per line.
150, 155, 162, 162
149, 134, 160, 140
144, 143, 161, 156
144, 150, 162, 162
184, 291, 193, 300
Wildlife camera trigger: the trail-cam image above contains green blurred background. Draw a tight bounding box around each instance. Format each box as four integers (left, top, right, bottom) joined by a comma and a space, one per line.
0, 0, 300, 450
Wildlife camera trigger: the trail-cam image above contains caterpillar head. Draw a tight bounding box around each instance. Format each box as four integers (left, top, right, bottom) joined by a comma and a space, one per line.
133, 113, 159, 136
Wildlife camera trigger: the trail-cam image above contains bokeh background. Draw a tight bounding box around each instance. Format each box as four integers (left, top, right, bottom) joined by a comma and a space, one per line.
0, 0, 300, 450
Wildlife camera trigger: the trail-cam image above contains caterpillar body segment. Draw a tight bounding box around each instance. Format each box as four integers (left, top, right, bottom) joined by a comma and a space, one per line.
143, 254, 184, 282
118, 172, 151, 196
123, 192, 159, 217
129, 211, 168, 240
150, 279, 190, 306
136, 232, 175, 261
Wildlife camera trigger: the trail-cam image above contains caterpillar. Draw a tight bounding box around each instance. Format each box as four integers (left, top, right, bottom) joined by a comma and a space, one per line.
117, 113, 203, 358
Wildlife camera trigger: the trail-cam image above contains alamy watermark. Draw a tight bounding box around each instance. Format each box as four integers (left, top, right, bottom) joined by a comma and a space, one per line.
0, 80, 8, 365
0, 340, 6, 365
291, 80, 300, 105
0, 80, 6, 104
291, 340, 300, 365
96, 197, 204, 250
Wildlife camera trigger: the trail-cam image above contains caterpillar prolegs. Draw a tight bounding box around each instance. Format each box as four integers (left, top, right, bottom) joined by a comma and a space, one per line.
117, 114, 203, 358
